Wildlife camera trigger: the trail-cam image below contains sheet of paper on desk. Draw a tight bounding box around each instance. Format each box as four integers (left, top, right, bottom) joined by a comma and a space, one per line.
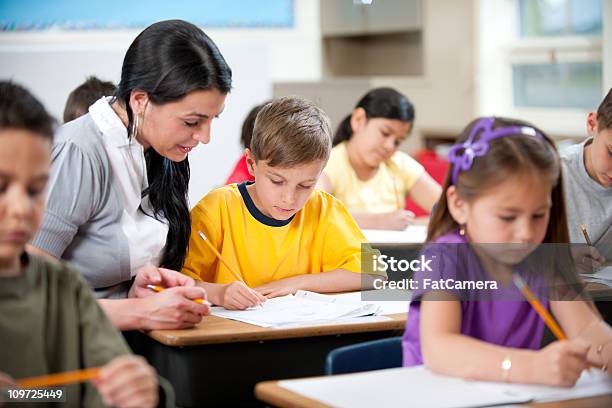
581, 265, 612, 286
362, 225, 427, 244
278, 366, 612, 408
296, 290, 410, 315
211, 292, 382, 328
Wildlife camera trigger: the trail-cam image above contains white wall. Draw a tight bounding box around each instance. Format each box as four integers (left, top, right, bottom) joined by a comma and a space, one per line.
0, 0, 320, 204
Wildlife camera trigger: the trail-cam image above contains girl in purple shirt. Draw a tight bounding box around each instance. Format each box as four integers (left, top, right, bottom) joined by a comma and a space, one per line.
403, 117, 612, 387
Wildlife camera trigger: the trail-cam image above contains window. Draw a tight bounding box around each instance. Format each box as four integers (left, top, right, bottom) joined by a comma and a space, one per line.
511, 0, 603, 110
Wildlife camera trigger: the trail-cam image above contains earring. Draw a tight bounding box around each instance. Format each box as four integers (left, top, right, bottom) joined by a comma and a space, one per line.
459, 224, 466, 236
132, 113, 140, 139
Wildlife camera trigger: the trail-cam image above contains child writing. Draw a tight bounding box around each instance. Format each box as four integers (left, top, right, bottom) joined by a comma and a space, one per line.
402, 117, 612, 386
316, 88, 442, 230
561, 88, 611, 265
0, 81, 165, 407
183, 97, 383, 309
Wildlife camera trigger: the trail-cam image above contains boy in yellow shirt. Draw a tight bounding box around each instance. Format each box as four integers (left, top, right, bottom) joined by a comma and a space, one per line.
183, 97, 382, 309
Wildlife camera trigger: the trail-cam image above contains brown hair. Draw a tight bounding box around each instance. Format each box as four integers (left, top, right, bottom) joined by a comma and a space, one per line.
63, 76, 116, 123
241, 101, 269, 149
596, 87, 612, 132
428, 117, 569, 244
250, 96, 332, 167
0, 81, 54, 139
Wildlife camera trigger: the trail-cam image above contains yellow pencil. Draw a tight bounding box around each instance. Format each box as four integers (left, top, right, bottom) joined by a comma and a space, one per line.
512, 273, 566, 340
197, 230, 244, 283
146, 284, 211, 306
16, 367, 101, 388
579, 224, 593, 246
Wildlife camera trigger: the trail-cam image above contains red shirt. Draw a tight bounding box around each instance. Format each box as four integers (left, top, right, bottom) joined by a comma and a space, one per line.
225, 154, 254, 185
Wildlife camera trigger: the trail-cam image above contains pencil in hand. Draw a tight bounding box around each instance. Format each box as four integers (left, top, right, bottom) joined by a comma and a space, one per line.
197, 230, 244, 283
16, 367, 101, 388
512, 273, 566, 340
579, 224, 593, 246
146, 284, 211, 306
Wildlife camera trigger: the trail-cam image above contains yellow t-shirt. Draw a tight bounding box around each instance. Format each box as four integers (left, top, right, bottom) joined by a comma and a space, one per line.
182, 182, 377, 286
323, 142, 425, 213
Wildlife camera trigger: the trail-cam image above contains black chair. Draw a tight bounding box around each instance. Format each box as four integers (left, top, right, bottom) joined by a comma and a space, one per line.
325, 336, 403, 375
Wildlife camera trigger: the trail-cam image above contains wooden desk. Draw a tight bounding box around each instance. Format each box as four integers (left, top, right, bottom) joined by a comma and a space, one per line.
255, 380, 612, 408
128, 313, 406, 407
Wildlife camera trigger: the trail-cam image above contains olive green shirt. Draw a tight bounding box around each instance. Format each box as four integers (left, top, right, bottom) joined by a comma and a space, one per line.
0, 254, 131, 407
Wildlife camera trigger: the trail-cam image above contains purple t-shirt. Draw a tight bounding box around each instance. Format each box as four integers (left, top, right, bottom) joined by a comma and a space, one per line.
402, 230, 546, 366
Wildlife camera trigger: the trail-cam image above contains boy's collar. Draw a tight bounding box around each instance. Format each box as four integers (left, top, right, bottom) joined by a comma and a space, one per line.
237, 181, 295, 227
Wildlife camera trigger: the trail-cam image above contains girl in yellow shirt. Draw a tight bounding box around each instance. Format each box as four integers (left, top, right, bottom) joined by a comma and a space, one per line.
317, 88, 442, 230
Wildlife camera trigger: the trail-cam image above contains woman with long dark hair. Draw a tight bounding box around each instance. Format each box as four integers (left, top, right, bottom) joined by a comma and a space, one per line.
30, 20, 232, 330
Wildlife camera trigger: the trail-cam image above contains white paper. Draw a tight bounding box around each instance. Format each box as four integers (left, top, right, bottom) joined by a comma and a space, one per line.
278, 366, 612, 408
362, 225, 427, 244
581, 265, 612, 286
302, 290, 410, 315
211, 292, 382, 328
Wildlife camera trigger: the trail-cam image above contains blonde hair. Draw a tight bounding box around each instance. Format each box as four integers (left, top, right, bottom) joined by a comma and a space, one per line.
250, 97, 332, 167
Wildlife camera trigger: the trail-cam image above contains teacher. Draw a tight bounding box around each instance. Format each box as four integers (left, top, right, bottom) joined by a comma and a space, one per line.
30, 20, 232, 330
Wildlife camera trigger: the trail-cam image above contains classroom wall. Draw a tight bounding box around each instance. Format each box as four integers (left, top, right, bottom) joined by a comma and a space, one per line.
0, 0, 320, 205
370, 0, 476, 152
605, 0, 612, 90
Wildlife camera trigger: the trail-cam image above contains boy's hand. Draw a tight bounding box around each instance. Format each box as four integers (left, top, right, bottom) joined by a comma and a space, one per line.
220, 281, 266, 310
94, 355, 158, 408
139, 286, 210, 330
255, 276, 304, 299
0, 371, 16, 388
129, 264, 196, 298
570, 245, 605, 274
533, 339, 590, 387
378, 210, 414, 231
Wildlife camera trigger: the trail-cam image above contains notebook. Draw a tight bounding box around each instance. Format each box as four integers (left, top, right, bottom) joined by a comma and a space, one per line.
278, 366, 612, 408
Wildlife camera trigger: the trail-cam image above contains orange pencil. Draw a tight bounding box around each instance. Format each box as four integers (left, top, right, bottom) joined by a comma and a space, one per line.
197, 230, 244, 283
512, 273, 566, 340
146, 284, 211, 306
16, 367, 101, 388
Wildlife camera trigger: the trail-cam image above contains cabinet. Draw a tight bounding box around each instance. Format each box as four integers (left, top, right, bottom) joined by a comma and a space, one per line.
320, 0, 423, 76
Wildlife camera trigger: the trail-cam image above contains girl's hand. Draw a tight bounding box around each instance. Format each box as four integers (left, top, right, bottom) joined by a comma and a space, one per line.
139, 286, 210, 330
378, 210, 414, 230
220, 281, 266, 310
533, 339, 590, 387
255, 276, 304, 299
129, 264, 196, 298
94, 355, 158, 408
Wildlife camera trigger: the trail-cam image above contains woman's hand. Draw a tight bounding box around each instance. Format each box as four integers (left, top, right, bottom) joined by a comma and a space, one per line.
532, 339, 590, 387
138, 286, 210, 330
219, 281, 266, 310
94, 355, 158, 408
128, 264, 196, 299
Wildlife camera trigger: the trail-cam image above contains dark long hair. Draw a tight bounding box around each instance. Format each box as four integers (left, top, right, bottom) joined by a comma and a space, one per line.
427, 117, 568, 244
333, 87, 415, 146
114, 20, 232, 271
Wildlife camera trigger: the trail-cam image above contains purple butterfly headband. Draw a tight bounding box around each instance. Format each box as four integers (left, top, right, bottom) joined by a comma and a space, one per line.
448, 117, 546, 185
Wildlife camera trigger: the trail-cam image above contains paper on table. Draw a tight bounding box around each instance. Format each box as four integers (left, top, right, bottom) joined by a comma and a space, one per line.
278, 365, 612, 408
297, 290, 410, 315
362, 225, 427, 244
581, 265, 612, 286
211, 292, 381, 328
